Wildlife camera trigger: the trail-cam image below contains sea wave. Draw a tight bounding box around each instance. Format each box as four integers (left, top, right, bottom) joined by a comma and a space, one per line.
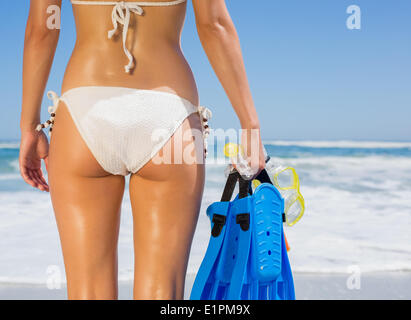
3, 140, 411, 150
0, 174, 21, 181
0, 142, 19, 149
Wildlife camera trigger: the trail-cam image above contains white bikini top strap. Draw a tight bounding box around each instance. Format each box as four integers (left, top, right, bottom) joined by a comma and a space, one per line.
70, 0, 187, 73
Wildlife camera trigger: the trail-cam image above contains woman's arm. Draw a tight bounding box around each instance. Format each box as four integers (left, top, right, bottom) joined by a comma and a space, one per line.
21, 0, 61, 131
192, 0, 265, 175
19, 0, 62, 191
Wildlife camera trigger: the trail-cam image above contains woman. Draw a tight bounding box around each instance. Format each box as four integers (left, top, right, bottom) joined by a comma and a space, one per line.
19, 0, 265, 299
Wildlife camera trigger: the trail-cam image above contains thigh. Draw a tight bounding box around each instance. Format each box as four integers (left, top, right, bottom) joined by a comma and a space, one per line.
129, 113, 205, 299
48, 102, 125, 299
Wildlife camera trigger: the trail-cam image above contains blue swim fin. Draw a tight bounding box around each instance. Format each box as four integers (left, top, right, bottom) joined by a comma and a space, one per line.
190, 172, 249, 299
227, 178, 295, 300
190, 170, 295, 300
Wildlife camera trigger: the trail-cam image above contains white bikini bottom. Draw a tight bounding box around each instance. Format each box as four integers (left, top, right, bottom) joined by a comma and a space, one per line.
38, 86, 212, 176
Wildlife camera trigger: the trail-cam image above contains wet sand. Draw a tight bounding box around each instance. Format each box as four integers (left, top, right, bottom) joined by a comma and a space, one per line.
1, 272, 410, 300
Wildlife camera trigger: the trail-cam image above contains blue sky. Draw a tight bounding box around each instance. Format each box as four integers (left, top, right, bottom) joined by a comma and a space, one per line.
1, 0, 410, 141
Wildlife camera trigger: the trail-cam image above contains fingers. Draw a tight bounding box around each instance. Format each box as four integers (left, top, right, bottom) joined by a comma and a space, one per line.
34, 169, 50, 192
23, 168, 41, 190
229, 148, 265, 180
44, 156, 49, 172
28, 169, 43, 190
20, 166, 49, 192
31, 169, 49, 192
19, 131, 50, 191
252, 155, 266, 180
247, 149, 266, 180
20, 166, 37, 189
36, 168, 49, 186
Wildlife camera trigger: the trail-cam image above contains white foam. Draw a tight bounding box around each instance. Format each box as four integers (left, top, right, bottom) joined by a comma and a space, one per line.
0, 142, 20, 149
8, 159, 20, 172
0, 174, 21, 181
1, 154, 411, 284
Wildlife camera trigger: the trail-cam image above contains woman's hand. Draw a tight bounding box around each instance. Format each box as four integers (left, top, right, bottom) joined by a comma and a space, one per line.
240, 126, 266, 180
19, 130, 50, 192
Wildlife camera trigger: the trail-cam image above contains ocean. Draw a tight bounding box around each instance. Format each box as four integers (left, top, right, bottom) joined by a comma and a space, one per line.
1, 140, 411, 284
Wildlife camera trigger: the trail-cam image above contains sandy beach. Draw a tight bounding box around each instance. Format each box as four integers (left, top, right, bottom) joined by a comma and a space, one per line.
1, 272, 410, 300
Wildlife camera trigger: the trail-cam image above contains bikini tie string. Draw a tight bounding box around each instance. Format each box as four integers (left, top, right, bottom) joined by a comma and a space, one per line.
108, 2, 144, 73
35, 91, 60, 136
198, 106, 212, 157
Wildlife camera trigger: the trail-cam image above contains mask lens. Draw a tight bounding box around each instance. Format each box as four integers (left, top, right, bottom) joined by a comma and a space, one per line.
285, 195, 304, 226
274, 168, 297, 190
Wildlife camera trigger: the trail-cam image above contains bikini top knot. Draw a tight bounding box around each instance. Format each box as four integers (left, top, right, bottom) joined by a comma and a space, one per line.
107, 2, 146, 72
108, 1, 145, 40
